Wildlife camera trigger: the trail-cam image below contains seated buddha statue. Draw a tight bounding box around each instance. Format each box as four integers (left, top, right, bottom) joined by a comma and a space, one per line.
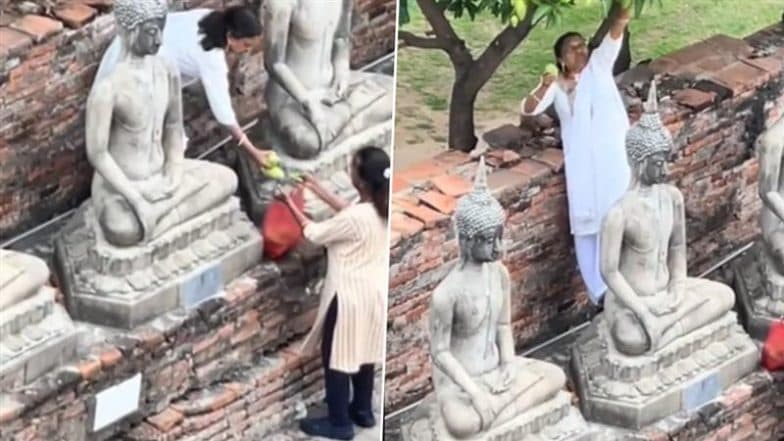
86, 0, 237, 247
430, 158, 567, 439
758, 112, 784, 274
0, 249, 51, 311
599, 82, 735, 356
260, 0, 393, 159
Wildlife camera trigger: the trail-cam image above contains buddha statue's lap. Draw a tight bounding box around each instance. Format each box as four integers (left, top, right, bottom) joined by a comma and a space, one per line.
0, 250, 50, 310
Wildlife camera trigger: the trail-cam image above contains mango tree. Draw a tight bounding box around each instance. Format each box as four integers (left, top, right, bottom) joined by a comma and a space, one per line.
398, 0, 657, 151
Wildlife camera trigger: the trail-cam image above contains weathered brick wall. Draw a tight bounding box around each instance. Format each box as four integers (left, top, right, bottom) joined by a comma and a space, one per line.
0, 0, 397, 241
0, 246, 331, 441
385, 23, 784, 412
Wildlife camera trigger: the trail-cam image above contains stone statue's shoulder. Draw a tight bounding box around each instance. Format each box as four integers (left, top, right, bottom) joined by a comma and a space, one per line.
432, 268, 460, 308
88, 75, 116, 104
661, 183, 684, 205
264, 0, 295, 13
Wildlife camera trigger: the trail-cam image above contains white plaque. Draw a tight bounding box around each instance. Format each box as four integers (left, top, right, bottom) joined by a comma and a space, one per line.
92, 373, 142, 432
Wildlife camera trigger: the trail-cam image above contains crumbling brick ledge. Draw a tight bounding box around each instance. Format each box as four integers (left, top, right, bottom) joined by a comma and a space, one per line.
385, 22, 784, 414
0, 244, 331, 441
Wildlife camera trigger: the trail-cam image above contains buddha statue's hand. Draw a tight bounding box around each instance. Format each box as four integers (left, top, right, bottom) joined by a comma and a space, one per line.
470, 391, 497, 431
648, 301, 675, 317
303, 95, 329, 142
639, 312, 664, 351
139, 183, 172, 203
133, 199, 160, 240
331, 72, 349, 100
489, 364, 513, 394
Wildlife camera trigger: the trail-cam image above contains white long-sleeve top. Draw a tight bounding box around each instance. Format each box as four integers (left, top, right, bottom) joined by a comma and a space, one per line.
522, 34, 631, 236
93, 9, 239, 128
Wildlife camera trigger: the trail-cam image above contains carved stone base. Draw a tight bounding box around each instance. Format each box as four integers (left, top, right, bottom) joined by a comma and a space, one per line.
571, 312, 758, 429
732, 242, 784, 340
401, 391, 595, 441
0, 286, 79, 389
53, 197, 263, 329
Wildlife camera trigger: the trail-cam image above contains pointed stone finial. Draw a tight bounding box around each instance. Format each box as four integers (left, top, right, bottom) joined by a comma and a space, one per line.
474, 156, 489, 192
645, 79, 658, 113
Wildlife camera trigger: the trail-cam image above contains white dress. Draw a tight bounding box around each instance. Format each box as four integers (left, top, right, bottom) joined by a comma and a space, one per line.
521, 34, 631, 304
93, 9, 240, 148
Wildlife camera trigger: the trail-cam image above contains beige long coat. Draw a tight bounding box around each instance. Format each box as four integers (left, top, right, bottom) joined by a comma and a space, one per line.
300, 203, 388, 373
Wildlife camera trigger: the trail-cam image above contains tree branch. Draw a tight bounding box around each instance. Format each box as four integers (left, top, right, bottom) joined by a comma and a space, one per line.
416, 0, 473, 67
464, 6, 536, 93
398, 30, 448, 50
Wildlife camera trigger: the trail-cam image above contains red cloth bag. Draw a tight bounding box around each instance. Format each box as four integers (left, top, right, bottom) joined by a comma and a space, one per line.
262, 186, 305, 260
762, 320, 784, 372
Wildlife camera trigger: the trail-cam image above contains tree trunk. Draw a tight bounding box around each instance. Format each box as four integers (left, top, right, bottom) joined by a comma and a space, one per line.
448, 74, 479, 152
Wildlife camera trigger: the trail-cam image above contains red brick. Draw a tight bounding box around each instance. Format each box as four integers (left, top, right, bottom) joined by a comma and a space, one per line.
78, 358, 102, 380
11, 15, 63, 43
486, 149, 520, 167
430, 174, 472, 197
510, 160, 551, 182
391, 174, 411, 193
487, 169, 531, 195
742, 56, 783, 76
391, 213, 424, 237
99, 348, 123, 368
395, 199, 447, 227
711, 61, 769, 96
533, 148, 564, 172
418, 191, 456, 215
674, 88, 717, 111
54, 4, 97, 28
432, 150, 473, 167
396, 160, 445, 183
0, 27, 32, 57
146, 407, 184, 432
390, 230, 402, 247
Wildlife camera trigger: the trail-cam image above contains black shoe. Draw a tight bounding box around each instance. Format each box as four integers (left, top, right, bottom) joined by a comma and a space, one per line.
349, 406, 376, 428
299, 417, 355, 440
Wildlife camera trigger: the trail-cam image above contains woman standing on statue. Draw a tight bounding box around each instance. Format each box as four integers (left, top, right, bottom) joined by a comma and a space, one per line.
280, 147, 390, 440
520, 2, 632, 306
94, 6, 271, 166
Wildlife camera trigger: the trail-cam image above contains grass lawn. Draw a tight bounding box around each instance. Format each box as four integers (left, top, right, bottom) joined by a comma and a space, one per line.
394, 1, 781, 167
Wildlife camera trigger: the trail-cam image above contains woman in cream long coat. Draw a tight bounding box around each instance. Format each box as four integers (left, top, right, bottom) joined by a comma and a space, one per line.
281, 146, 390, 441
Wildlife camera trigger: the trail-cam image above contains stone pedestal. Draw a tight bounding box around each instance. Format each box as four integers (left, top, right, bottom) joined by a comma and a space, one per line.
570, 311, 758, 430
1, 284, 78, 390
53, 197, 262, 329
732, 242, 784, 340
400, 391, 595, 441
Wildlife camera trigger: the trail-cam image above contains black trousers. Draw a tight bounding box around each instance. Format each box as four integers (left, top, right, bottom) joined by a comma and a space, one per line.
322, 297, 375, 427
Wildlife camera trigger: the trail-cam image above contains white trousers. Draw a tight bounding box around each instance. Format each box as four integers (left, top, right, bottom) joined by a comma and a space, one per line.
574, 233, 606, 305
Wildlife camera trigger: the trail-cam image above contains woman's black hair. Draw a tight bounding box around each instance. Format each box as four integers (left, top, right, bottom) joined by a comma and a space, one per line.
553, 31, 584, 73
353, 146, 390, 221
198, 6, 262, 51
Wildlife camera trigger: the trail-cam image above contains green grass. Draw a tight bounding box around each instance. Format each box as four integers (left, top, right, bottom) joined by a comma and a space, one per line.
397, 1, 782, 118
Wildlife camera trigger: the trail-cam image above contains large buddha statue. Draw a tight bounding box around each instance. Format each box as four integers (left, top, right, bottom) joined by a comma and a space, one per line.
425, 159, 591, 440
259, 0, 393, 160
599, 82, 735, 355
733, 110, 784, 338
571, 81, 758, 429
1, 250, 78, 387
86, 0, 237, 246
53, 0, 262, 329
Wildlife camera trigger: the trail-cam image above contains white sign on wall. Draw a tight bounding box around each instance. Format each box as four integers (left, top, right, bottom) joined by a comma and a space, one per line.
92, 373, 143, 432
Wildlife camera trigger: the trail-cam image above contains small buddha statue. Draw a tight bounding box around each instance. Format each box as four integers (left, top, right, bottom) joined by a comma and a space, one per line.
599, 81, 735, 356
260, 0, 393, 159
430, 158, 567, 439
86, 0, 237, 247
0, 250, 51, 311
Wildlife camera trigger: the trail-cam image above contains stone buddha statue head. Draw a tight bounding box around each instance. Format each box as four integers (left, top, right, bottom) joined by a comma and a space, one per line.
454, 157, 505, 265
626, 81, 673, 187
114, 0, 168, 57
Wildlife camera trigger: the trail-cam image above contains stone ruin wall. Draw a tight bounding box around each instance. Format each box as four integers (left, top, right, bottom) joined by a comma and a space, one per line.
0, 0, 397, 242
385, 23, 784, 414
0, 0, 396, 440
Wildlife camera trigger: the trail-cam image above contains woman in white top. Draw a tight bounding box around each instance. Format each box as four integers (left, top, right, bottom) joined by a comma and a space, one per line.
281, 147, 390, 440
521, 5, 632, 306
94, 6, 271, 166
